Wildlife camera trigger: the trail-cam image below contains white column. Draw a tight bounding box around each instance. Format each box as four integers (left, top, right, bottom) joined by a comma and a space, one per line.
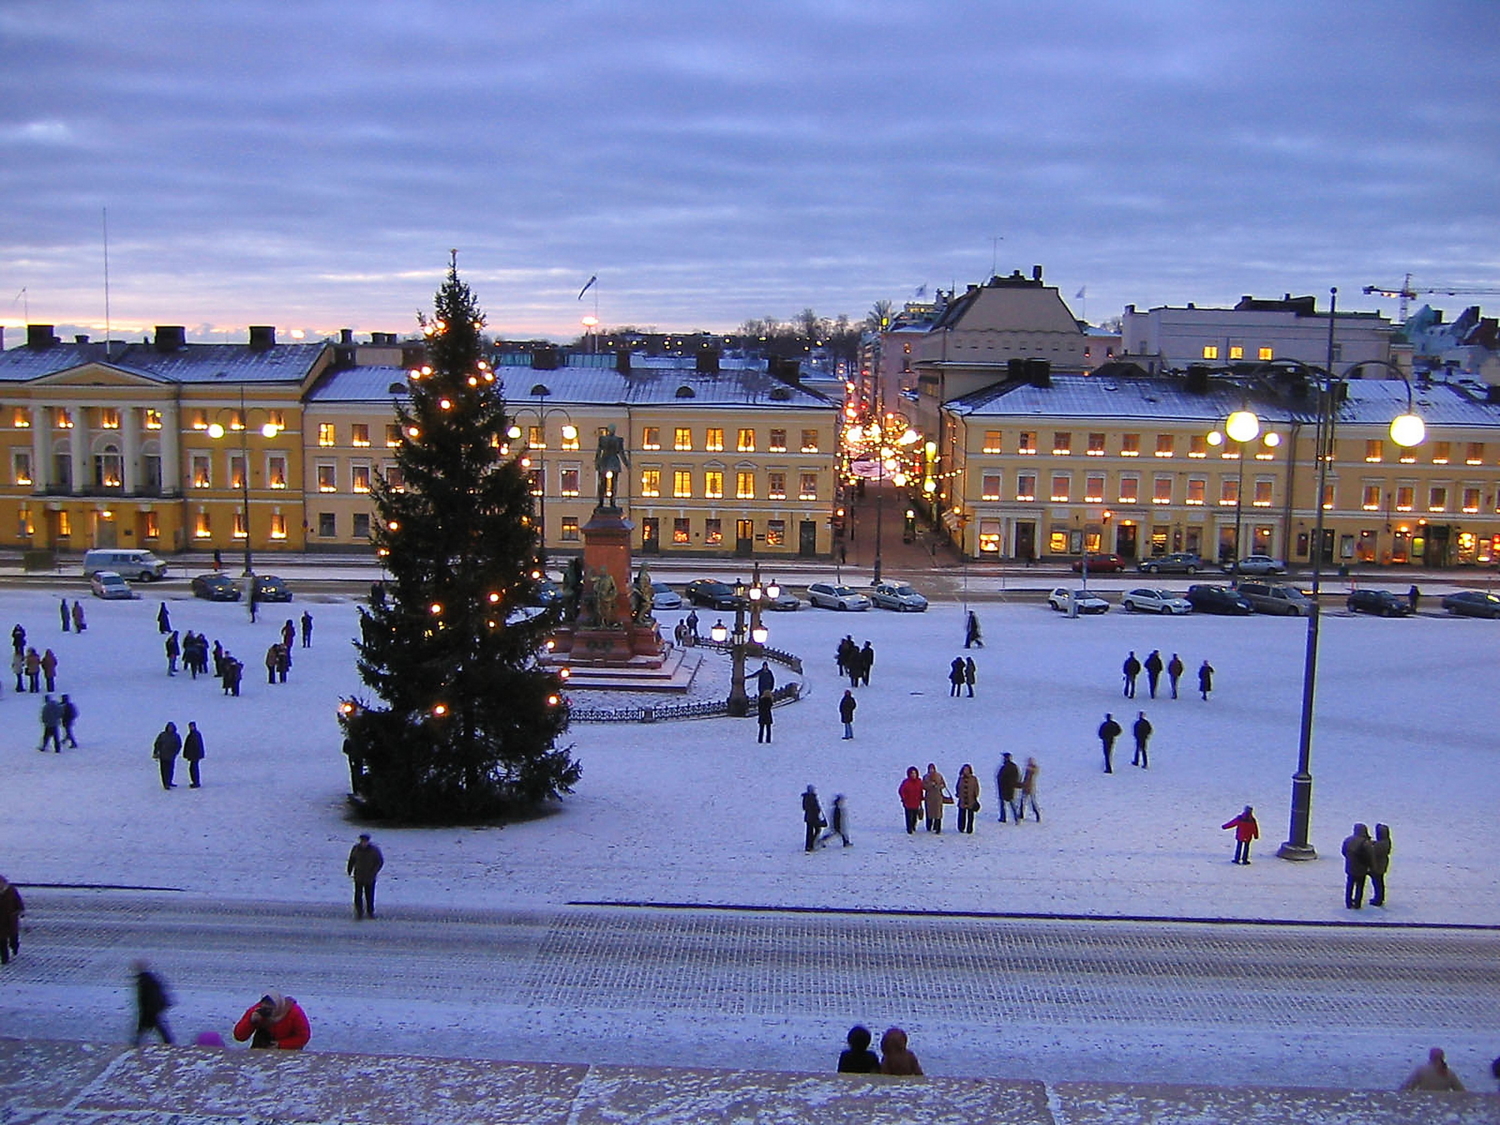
30, 406, 47, 492
68, 408, 88, 495
121, 405, 139, 494
160, 404, 181, 494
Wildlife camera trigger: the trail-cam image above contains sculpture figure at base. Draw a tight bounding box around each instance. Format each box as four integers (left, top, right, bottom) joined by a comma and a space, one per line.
593, 568, 619, 628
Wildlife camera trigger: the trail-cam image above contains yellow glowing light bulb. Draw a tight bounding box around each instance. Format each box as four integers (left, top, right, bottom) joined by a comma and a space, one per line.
487, 592, 500, 603
407, 426, 421, 439
432, 703, 447, 717
429, 603, 442, 615
547, 695, 560, 707
439, 398, 453, 410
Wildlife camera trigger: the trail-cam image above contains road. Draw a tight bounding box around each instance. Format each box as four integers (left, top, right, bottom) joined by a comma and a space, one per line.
4, 891, 1496, 1090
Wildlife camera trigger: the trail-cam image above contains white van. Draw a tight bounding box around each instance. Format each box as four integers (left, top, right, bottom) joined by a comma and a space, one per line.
82, 548, 168, 582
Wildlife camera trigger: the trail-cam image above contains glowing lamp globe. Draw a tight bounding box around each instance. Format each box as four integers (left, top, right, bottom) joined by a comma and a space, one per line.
1390, 412, 1425, 448
1225, 410, 1260, 443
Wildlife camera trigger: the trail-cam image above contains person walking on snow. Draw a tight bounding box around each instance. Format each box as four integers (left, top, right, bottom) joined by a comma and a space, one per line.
1122, 651, 1141, 698
265, 643, 282, 685
59, 694, 78, 747
955, 763, 980, 834
300, 610, 313, 648
1098, 713, 1122, 773
1132, 711, 1152, 768
132, 961, 174, 1045
71, 601, 85, 632
755, 661, 775, 695
922, 763, 949, 833
60, 598, 70, 632
838, 689, 856, 739
801, 786, 825, 853
24, 647, 40, 692
40, 648, 57, 692
0, 874, 25, 965
996, 752, 1021, 823
756, 689, 774, 743
1167, 653, 1185, 699
1197, 660, 1214, 701
182, 721, 205, 788
1020, 756, 1041, 822
1222, 805, 1258, 864
964, 657, 976, 698
164, 631, 180, 676
347, 832, 385, 918
1369, 823, 1393, 906
856, 641, 874, 687
820, 794, 851, 847
11, 648, 23, 693
157, 602, 171, 634
12, 623, 25, 656
1143, 650, 1163, 699
964, 610, 983, 648
948, 657, 965, 697
153, 722, 181, 790
898, 767, 924, 835
1342, 823, 1374, 908
38, 695, 63, 753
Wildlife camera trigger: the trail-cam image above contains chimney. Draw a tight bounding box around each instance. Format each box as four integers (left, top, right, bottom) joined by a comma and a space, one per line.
27, 324, 56, 350
531, 345, 560, 370
1025, 358, 1051, 388
1185, 366, 1210, 394
614, 349, 632, 373
696, 348, 720, 374
248, 325, 276, 350
1032, 265, 1042, 282
74, 334, 90, 345
1007, 357, 1026, 381
339, 328, 354, 345
154, 325, 187, 352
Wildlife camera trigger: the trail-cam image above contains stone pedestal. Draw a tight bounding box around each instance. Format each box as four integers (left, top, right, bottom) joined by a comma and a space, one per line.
552, 505, 665, 667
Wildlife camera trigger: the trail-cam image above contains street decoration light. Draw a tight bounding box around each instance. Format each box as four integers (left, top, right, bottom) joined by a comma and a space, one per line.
716, 562, 777, 718
205, 386, 284, 590
843, 412, 921, 583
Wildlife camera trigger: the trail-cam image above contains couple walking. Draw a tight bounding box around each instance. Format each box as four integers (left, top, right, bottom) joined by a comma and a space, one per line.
995, 753, 1041, 823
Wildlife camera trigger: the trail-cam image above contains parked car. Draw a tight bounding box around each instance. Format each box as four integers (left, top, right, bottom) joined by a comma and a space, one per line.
1070, 553, 1127, 574
251, 575, 293, 602
1046, 587, 1111, 615
1236, 581, 1312, 616
870, 580, 929, 612
1441, 589, 1500, 619
1346, 588, 1413, 617
650, 581, 682, 610
806, 582, 871, 611
1120, 587, 1193, 615
190, 573, 241, 602
89, 570, 138, 600
528, 578, 562, 607
1184, 584, 1253, 615
82, 547, 168, 582
762, 587, 801, 611
1137, 552, 1207, 574
1222, 555, 1288, 576
684, 578, 745, 610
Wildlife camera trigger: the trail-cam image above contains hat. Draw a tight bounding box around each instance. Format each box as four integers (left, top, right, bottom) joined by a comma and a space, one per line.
358, 833, 371, 840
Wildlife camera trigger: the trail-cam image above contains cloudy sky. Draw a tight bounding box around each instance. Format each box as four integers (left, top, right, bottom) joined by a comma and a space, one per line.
2, 1, 1497, 344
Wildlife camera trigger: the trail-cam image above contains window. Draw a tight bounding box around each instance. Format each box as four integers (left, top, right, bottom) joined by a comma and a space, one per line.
229, 453, 246, 490
191, 453, 211, 488
1395, 485, 1414, 511
1016, 473, 1036, 501
1050, 474, 1071, 502
1121, 433, 1140, 457
145, 410, 162, 430
1431, 441, 1451, 465
386, 424, 402, 447
1189, 435, 1208, 458
525, 466, 541, 497
674, 427, 692, 451
1118, 477, 1139, 504
673, 517, 691, 544
189, 410, 207, 431
100, 407, 120, 429
270, 512, 288, 540
1466, 442, 1484, 465
233, 509, 248, 540
981, 473, 1001, 501
559, 467, 580, 497
1258, 346, 1274, 361
705, 470, 723, 499
318, 423, 335, 446
1364, 440, 1383, 462
318, 512, 336, 537
316, 463, 336, 492
527, 425, 544, 449
1228, 345, 1244, 361
673, 469, 692, 498
192, 510, 209, 539
982, 431, 1002, 454
1018, 431, 1036, 455
1321, 482, 1335, 510
1153, 476, 1172, 505
1048, 530, 1069, 553
1086, 433, 1105, 456
1219, 478, 1239, 506
12, 408, 29, 429
352, 464, 372, 493
1155, 434, 1174, 458
560, 428, 579, 451
1462, 487, 1481, 514
640, 468, 661, 497
12, 451, 31, 486
977, 520, 1000, 554
351, 423, 370, 447
140, 510, 157, 539
1362, 484, 1381, 510
706, 428, 724, 452
801, 429, 819, 453
561, 517, 580, 541
1398, 446, 1417, 464
1186, 478, 1206, 505
1084, 474, 1104, 503
1052, 432, 1071, 456
768, 429, 787, 452
799, 472, 817, 500
1202, 345, 1219, 360
736, 470, 755, 499
705, 518, 722, 545
384, 464, 405, 491
352, 512, 371, 539
766, 519, 785, 547
641, 426, 660, 450
1428, 486, 1448, 512
1252, 479, 1273, 507
768, 471, 786, 500
737, 428, 755, 452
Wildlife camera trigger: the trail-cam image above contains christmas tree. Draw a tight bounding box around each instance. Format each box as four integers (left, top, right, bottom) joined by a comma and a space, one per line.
340, 260, 578, 822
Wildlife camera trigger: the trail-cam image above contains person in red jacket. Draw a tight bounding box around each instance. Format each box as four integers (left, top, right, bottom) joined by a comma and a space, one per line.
233, 991, 310, 1050
1221, 805, 1259, 865
898, 766, 924, 836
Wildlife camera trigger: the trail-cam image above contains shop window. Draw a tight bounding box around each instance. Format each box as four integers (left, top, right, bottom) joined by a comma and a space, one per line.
977, 520, 1000, 554
766, 520, 785, 547
673, 518, 691, 544
705, 518, 723, 545
1048, 529, 1069, 553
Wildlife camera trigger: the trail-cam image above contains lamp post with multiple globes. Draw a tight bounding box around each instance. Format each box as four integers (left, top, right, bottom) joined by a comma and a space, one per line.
504, 385, 577, 569
1206, 410, 1282, 576
205, 386, 284, 588
710, 562, 777, 718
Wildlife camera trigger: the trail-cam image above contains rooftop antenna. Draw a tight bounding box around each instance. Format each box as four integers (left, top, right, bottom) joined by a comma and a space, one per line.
11, 287, 26, 322
102, 207, 112, 360
990, 235, 1003, 277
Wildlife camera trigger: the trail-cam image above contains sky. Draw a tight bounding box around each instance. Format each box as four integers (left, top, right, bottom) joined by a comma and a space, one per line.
2, 1, 1498, 343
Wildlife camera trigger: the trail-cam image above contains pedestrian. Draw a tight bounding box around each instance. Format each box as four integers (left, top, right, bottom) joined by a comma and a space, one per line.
213, 547, 222, 571
1221, 805, 1258, 864
1020, 756, 1041, 822
281, 619, 296, 651
879, 1027, 923, 1076
996, 752, 1021, 823
955, 763, 980, 834
1098, 712, 1122, 773
1144, 650, 1163, 699
59, 693, 79, 747
132, 961, 174, 1045
265, 643, 281, 685
211, 640, 225, 680
1197, 660, 1214, 701
1167, 653, 1184, 699
40, 648, 57, 692
948, 657, 965, 697
964, 657, 976, 698
857, 641, 874, 687
183, 632, 202, 679
820, 794, 851, 848
838, 689, 856, 739
0, 874, 24, 965
1400, 1047, 1465, 1092
38, 695, 63, 753
685, 608, 699, 643
11, 623, 25, 656
1342, 822, 1373, 909
248, 584, 259, 624
837, 1025, 880, 1073
157, 602, 171, 634
182, 721, 205, 788
756, 689, 774, 743
165, 631, 180, 676
1408, 584, 1421, 613
1369, 823, 1392, 906
232, 991, 310, 1050
922, 762, 949, 833
1122, 651, 1141, 698
60, 597, 70, 632
964, 610, 983, 649
11, 648, 23, 693
276, 644, 291, 684
71, 601, 85, 633
1132, 711, 1152, 768
899, 766, 924, 835
224, 655, 243, 697
153, 721, 181, 789
24, 647, 40, 692
755, 660, 775, 694
300, 609, 313, 648
347, 832, 385, 919
836, 635, 855, 679
801, 785, 825, 853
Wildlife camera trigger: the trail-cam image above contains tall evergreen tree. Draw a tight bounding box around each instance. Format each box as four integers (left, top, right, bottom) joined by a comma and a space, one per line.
340, 262, 578, 822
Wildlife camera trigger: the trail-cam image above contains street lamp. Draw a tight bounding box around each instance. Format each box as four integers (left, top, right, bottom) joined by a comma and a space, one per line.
713, 562, 777, 717
848, 413, 920, 584
1206, 412, 1281, 576
206, 387, 283, 583
505, 385, 577, 568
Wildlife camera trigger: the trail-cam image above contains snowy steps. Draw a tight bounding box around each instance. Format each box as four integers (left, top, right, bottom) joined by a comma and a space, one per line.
4, 1038, 1494, 1124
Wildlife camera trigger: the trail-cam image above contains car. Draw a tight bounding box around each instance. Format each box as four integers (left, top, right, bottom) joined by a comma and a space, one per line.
684, 578, 745, 610
1119, 587, 1193, 615
1137, 552, 1207, 574
1236, 581, 1312, 616
190, 573, 241, 602
870, 580, 929, 612
1046, 587, 1111, 614
1184, 584, 1253, 615
761, 588, 801, 611
650, 581, 683, 610
250, 575, 293, 602
89, 570, 139, 600
1070, 553, 1128, 574
529, 578, 562, 607
1441, 590, 1500, 619
1346, 588, 1412, 617
806, 582, 871, 611
1223, 555, 1288, 576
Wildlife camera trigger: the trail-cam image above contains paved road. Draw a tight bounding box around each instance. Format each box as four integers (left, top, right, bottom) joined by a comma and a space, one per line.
4, 891, 1496, 1090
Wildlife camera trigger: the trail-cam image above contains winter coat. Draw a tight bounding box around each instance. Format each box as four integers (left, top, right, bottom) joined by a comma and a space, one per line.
152, 727, 182, 761
1341, 828, 1373, 876
1222, 813, 1259, 843
997, 759, 1021, 800
922, 769, 948, 818
0, 877, 23, 938
136, 970, 173, 1020
898, 776, 924, 810
955, 770, 980, 810
963, 659, 976, 686
1198, 663, 1214, 691
1021, 761, 1039, 796
755, 665, 775, 693
1098, 718, 1122, 744
182, 729, 205, 762
60, 698, 78, 726
757, 693, 773, 725
347, 841, 384, 883
948, 659, 965, 685
24, 649, 39, 675
801, 790, 824, 827
1369, 825, 1392, 875
40, 650, 57, 675
40, 697, 63, 727
265, 644, 282, 671
838, 1048, 881, 1074
1133, 716, 1152, 745
1400, 1059, 1465, 1092
233, 994, 310, 1050
838, 694, 857, 723
1144, 651, 1163, 677
164, 634, 180, 659
1167, 656, 1184, 680
879, 1028, 923, 1076
1123, 654, 1141, 677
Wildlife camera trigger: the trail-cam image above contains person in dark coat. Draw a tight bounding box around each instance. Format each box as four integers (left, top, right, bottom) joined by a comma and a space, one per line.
801, 785, 825, 853
1122, 651, 1141, 698
856, 641, 874, 686
1131, 711, 1152, 768
40, 648, 57, 692
153, 722, 181, 789
954, 763, 980, 833
1143, 650, 1164, 699
0, 874, 24, 964
224, 656, 243, 697
11, 623, 25, 656
24, 647, 40, 693
280, 619, 296, 652
837, 1024, 880, 1072
756, 690, 774, 743
1098, 713, 1122, 773
1221, 805, 1258, 864
300, 610, 314, 648
182, 721, 205, 788
838, 689, 856, 739
132, 960, 174, 1045
879, 1027, 922, 1076
1342, 823, 1374, 908
11, 648, 22, 693
164, 631, 180, 675
755, 661, 775, 695
265, 643, 282, 685
71, 600, 85, 632
996, 752, 1021, 823
157, 602, 171, 634
820, 794, 851, 847
684, 609, 699, 643
1407, 585, 1420, 612
59, 694, 79, 748
211, 640, 225, 680
1369, 823, 1393, 906
835, 636, 853, 679
38, 694, 63, 753
963, 657, 976, 698
964, 611, 983, 649
1197, 660, 1214, 701
1167, 653, 1185, 699
276, 644, 290, 684
948, 657, 965, 697
347, 833, 385, 919
60, 598, 70, 632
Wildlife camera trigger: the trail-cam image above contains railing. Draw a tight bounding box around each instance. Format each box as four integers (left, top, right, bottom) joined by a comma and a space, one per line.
567, 656, 804, 723
696, 639, 804, 674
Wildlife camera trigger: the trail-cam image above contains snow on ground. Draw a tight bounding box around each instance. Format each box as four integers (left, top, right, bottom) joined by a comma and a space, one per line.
2, 582, 1496, 927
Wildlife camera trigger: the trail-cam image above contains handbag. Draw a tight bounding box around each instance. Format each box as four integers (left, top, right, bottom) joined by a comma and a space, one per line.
941, 793, 954, 805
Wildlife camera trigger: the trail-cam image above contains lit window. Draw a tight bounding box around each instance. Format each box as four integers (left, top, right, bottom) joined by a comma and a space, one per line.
559, 428, 578, 451
1258, 346, 1274, 361
673, 470, 692, 498
983, 431, 1002, 454
12, 451, 32, 486
673, 518, 691, 544
1016, 473, 1036, 501
190, 410, 207, 431
1084, 475, 1104, 503
981, 473, 1001, 501
233, 510, 248, 540
352, 464, 371, 493
526, 468, 541, 496
141, 511, 157, 539
705, 470, 723, 499
769, 429, 787, 452
561, 517, 580, 541
767, 471, 786, 500
1228, 345, 1244, 360
267, 410, 285, 431
1047, 530, 1069, 553
229, 454, 245, 490
1155, 435, 1174, 458
268, 512, 288, 540
1364, 440, 1383, 462
1431, 441, 1450, 465
1321, 482, 1335, 510
191, 454, 211, 488
1153, 477, 1172, 505
55, 408, 73, 430
12, 408, 29, 429
977, 521, 1000, 554
1462, 487, 1480, 513
1465, 442, 1484, 465
642, 427, 660, 450
1202, 345, 1219, 360
317, 464, 336, 492
351, 423, 370, 447
319, 423, 335, 447
799, 472, 817, 500
144, 410, 162, 431
674, 427, 692, 451
736, 470, 755, 499
801, 429, 819, 453
1395, 486, 1414, 511
267, 454, 287, 489
737, 428, 755, 453
1121, 434, 1140, 457
193, 510, 210, 539
705, 518, 722, 545
528, 425, 544, 449
1118, 477, 1138, 503
100, 408, 120, 429
1428, 486, 1447, 512
706, 428, 724, 452
1186, 478, 1206, 505
1052, 432, 1071, 456
1050, 475, 1071, 502
1018, 432, 1036, 455
640, 469, 661, 497
55, 510, 71, 537
1219, 479, 1239, 506
1189, 435, 1208, 458
1252, 480, 1273, 507
1362, 485, 1381, 510
16, 506, 32, 537
766, 519, 785, 547
384, 464, 405, 491
560, 467, 580, 497
386, 424, 401, 447
1086, 433, 1105, 456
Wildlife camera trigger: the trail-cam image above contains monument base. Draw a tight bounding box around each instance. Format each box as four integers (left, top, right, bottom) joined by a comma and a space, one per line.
550, 623, 666, 667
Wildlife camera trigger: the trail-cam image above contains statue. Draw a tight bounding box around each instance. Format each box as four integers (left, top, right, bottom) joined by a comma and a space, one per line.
561, 556, 585, 622
593, 568, 619, 627
594, 423, 629, 508
633, 566, 655, 625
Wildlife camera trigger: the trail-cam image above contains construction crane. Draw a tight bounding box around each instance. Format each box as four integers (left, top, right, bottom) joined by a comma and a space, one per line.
1363, 274, 1500, 324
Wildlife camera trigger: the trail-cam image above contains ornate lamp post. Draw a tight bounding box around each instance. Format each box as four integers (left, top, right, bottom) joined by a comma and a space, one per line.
206, 386, 283, 590
711, 562, 776, 718
1207, 411, 1281, 576
504, 384, 576, 568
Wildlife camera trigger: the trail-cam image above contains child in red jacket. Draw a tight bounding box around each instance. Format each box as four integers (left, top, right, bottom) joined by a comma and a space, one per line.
1222, 806, 1259, 865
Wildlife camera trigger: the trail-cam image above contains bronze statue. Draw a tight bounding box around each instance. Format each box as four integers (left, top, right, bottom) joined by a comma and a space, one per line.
633, 566, 655, 624
594, 423, 629, 508
593, 568, 619, 627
